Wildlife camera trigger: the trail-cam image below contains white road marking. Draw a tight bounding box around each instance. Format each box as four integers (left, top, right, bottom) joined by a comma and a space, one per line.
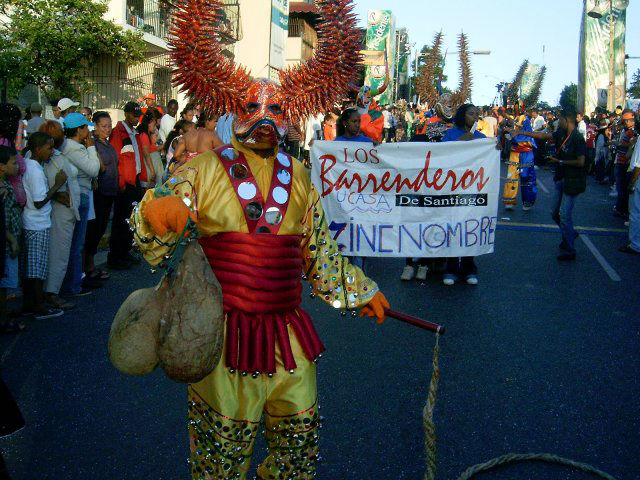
537, 178, 550, 194
580, 234, 621, 282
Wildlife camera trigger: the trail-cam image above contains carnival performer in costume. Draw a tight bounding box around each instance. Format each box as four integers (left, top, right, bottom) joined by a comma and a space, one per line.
128, 1, 390, 478
501, 61, 546, 211
503, 109, 537, 210
356, 63, 390, 143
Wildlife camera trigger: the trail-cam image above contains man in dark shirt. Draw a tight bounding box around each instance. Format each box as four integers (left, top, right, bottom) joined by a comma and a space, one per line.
508, 108, 586, 260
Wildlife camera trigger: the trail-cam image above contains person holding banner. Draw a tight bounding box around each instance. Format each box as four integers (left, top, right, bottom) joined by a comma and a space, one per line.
441, 104, 486, 285
334, 107, 373, 270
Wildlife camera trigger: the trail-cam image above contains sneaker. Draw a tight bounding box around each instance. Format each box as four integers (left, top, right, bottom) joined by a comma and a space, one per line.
619, 245, 640, 255
442, 273, 456, 286
34, 308, 64, 320
624, 221, 630, 227
609, 190, 618, 198
522, 203, 533, 211
416, 265, 428, 281
400, 265, 415, 281
465, 274, 478, 285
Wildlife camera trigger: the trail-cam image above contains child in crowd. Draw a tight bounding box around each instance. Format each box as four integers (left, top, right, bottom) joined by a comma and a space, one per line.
21, 132, 67, 319
0, 146, 23, 333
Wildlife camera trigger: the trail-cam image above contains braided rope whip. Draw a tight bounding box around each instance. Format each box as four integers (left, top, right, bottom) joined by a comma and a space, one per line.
455, 453, 619, 480
421, 335, 618, 480
423, 332, 440, 480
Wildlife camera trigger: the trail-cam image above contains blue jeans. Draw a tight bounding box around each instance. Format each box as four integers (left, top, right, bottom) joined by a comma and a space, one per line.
61, 192, 90, 294
630, 185, 640, 252
551, 180, 578, 253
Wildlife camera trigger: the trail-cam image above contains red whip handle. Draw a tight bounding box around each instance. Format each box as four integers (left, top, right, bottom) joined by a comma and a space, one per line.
384, 309, 445, 335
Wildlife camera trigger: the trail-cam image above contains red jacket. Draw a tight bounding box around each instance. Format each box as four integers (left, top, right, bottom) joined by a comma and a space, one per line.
110, 121, 148, 189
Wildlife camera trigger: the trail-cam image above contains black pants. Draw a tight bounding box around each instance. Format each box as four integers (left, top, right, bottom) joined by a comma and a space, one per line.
287, 140, 301, 160
445, 256, 477, 276
85, 191, 115, 256
109, 184, 144, 262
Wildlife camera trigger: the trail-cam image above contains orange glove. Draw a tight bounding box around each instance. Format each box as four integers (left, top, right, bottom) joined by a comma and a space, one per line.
359, 291, 390, 324
142, 196, 197, 237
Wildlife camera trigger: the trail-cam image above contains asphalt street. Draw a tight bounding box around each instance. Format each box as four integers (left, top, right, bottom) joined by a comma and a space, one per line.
1, 165, 638, 480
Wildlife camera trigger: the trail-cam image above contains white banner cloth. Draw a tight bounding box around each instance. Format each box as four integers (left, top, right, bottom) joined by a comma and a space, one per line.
310, 139, 500, 258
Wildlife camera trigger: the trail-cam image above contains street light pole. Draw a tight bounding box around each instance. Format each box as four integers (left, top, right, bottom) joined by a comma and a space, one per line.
607, 0, 616, 112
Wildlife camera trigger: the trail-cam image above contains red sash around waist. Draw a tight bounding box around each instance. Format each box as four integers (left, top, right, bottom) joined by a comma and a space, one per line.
199, 232, 325, 374
512, 144, 534, 153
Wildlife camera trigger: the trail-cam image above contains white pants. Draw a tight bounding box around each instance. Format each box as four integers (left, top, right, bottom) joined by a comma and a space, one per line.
45, 203, 76, 294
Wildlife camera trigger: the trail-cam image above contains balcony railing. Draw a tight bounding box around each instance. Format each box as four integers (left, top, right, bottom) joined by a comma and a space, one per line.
125, 0, 241, 45
126, 0, 170, 39
288, 17, 317, 60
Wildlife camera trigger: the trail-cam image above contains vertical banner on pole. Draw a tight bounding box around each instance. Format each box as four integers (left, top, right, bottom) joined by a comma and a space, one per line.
578, 0, 628, 115
269, 0, 289, 78
365, 9, 395, 106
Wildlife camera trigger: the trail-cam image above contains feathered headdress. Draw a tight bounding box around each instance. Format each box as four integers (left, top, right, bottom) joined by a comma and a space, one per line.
168, 0, 363, 123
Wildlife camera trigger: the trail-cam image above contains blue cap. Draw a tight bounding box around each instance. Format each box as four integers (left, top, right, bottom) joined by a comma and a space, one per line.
63, 112, 94, 129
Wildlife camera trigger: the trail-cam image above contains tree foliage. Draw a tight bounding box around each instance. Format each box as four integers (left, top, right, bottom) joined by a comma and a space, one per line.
630, 68, 640, 99
0, 0, 146, 99
559, 83, 578, 112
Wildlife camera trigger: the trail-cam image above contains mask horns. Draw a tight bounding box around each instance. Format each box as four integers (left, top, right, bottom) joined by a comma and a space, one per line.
450, 33, 473, 107
279, 0, 363, 123
168, 0, 252, 116
416, 31, 444, 109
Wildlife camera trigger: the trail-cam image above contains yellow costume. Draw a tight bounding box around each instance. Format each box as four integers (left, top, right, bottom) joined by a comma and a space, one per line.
131, 137, 378, 479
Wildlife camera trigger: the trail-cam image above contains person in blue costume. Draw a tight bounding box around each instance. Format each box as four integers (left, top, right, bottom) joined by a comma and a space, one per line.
512, 109, 538, 211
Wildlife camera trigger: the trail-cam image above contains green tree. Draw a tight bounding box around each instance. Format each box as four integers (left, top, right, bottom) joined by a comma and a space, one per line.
630, 68, 640, 99
559, 83, 578, 112
0, 0, 146, 99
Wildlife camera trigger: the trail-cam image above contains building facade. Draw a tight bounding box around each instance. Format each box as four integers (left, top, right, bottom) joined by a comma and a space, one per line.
83, 0, 241, 120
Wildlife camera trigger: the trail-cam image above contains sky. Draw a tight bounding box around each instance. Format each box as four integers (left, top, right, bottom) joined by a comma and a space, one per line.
352, 0, 640, 106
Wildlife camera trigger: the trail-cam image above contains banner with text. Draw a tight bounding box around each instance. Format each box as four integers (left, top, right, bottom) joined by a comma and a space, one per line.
311, 139, 500, 258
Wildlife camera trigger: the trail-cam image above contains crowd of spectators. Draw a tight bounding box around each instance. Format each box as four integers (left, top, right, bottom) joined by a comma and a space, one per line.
1, 93, 638, 333
0, 95, 202, 334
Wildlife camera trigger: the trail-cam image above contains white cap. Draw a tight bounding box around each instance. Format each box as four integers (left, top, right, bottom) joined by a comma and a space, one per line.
57, 98, 80, 111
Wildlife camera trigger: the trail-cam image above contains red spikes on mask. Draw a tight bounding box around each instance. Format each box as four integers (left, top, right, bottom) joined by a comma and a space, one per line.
168, 0, 252, 116
168, 0, 362, 127
279, 0, 363, 123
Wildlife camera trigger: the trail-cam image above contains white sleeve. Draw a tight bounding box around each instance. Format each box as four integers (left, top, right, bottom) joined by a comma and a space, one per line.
23, 165, 48, 202
159, 115, 172, 143
68, 145, 100, 177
